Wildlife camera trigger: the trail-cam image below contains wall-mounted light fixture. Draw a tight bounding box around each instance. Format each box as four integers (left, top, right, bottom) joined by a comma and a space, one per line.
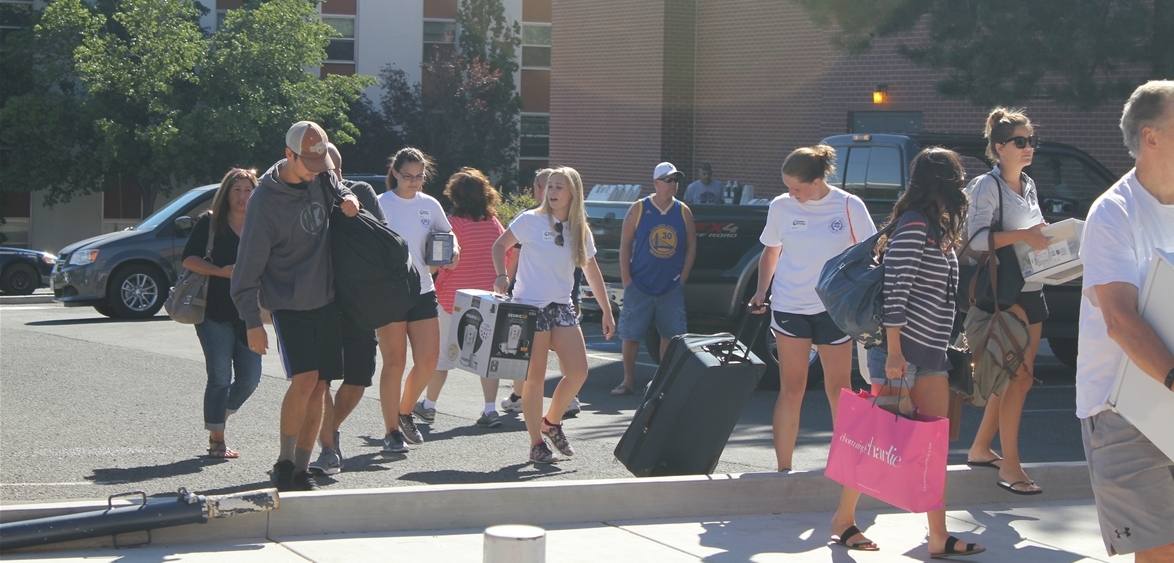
873, 84, 888, 104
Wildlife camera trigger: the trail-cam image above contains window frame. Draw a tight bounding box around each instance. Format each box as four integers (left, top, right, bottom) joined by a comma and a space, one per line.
321, 14, 357, 64
520, 22, 551, 70
519, 113, 550, 160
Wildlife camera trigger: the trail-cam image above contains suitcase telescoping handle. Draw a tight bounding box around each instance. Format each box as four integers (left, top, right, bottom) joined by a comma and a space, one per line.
723, 299, 768, 364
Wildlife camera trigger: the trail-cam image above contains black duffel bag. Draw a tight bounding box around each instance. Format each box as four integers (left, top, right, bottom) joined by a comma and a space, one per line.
321, 174, 421, 330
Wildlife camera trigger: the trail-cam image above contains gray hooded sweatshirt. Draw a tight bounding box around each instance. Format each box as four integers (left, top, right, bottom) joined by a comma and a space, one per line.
231, 160, 353, 329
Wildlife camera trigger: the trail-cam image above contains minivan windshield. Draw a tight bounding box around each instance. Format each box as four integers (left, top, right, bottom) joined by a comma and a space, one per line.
133, 187, 214, 231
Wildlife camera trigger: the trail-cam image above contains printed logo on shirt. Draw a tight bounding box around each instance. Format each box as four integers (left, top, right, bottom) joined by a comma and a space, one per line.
543, 230, 556, 242
299, 202, 326, 234
829, 217, 846, 234
790, 219, 808, 232
649, 225, 678, 259
419, 209, 431, 228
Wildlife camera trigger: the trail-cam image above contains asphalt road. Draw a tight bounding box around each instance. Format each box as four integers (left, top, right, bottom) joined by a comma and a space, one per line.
0, 303, 1085, 503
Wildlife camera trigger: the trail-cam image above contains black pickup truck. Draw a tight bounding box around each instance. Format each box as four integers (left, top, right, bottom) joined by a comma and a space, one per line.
584, 133, 1117, 377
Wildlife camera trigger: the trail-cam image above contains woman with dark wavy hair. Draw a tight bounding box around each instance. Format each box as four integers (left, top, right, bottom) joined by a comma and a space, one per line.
867, 147, 985, 558
182, 168, 262, 459
415, 167, 511, 429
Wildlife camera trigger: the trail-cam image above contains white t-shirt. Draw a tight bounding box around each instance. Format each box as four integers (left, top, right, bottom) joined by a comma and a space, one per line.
510, 209, 596, 307
759, 187, 877, 315
965, 166, 1046, 292
378, 189, 452, 295
1076, 170, 1174, 419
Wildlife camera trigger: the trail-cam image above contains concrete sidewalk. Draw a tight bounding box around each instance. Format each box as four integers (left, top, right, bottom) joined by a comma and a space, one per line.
0, 462, 1113, 561
1, 499, 1111, 562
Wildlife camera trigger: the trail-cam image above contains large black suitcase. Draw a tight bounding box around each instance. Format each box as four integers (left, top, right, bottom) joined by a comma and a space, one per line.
614, 329, 767, 477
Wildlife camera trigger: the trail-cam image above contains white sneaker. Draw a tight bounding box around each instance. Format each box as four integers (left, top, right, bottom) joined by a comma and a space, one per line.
564, 396, 582, 418
500, 395, 523, 413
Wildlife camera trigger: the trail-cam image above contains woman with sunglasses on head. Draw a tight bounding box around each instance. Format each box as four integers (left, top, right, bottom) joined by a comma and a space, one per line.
963, 108, 1051, 496
749, 145, 878, 550
183, 168, 262, 459
375, 147, 460, 454
492, 167, 615, 463
870, 148, 985, 558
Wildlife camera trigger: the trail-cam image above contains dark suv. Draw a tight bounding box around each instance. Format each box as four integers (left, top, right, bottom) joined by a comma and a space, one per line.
820, 133, 1118, 366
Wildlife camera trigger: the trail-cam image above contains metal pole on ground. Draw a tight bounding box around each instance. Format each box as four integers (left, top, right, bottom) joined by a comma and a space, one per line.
484, 524, 545, 563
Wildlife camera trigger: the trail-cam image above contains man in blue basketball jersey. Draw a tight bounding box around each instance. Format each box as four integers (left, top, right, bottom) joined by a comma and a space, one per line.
612, 162, 697, 395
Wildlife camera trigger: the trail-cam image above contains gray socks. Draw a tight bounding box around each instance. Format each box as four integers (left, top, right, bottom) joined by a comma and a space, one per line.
294, 448, 312, 473
279, 434, 297, 462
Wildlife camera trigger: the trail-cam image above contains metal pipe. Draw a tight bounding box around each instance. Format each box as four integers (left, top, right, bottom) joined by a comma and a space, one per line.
0, 488, 278, 552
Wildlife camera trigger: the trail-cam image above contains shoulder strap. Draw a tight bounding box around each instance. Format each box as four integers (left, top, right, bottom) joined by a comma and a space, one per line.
845, 196, 857, 244
203, 214, 216, 260
988, 171, 1007, 226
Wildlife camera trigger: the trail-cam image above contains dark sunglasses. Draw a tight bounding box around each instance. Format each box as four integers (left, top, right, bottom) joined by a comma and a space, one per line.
553, 221, 564, 247
657, 176, 680, 184
1001, 135, 1040, 149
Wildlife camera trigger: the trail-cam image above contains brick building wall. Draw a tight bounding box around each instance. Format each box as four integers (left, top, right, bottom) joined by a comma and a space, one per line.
553, 0, 1141, 200
549, 0, 668, 187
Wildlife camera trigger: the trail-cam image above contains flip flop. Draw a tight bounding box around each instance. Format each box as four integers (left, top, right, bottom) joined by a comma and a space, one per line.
997, 480, 1043, 495
832, 525, 879, 551
930, 536, 986, 558
966, 458, 1003, 469
610, 384, 634, 396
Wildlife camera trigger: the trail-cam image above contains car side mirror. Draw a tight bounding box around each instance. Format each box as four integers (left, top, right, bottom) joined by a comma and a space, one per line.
174, 216, 195, 236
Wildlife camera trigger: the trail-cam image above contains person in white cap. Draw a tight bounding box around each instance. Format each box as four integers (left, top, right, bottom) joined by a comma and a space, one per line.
611, 162, 695, 396
231, 120, 361, 492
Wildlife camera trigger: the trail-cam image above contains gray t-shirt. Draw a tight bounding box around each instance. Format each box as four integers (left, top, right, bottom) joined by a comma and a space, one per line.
685, 179, 723, 204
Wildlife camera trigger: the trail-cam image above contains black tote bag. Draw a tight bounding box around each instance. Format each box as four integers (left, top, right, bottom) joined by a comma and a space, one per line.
958, 173, 1024, 313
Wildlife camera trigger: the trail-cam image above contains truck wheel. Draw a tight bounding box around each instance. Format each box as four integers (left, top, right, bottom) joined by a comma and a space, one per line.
0, 263, 38, 295
107, 264, 167, 319
1048, 337, 1078, 368
753, 335, 825, 391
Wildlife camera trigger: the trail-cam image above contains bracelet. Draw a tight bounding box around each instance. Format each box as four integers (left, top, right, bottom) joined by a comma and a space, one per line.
1165, 367, 1174, 391
495, 274, 508, 279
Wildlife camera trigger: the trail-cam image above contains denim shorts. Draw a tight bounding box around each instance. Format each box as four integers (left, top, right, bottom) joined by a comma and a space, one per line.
617, 284, 687, 342
866, 347, 947, 387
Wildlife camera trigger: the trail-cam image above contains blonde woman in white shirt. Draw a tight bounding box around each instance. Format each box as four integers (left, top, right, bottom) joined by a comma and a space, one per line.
492, 167, 615, 464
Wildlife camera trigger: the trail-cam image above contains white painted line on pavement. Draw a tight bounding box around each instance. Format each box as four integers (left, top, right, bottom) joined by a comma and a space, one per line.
0, 481, 128, 487
586, 352, 657, 369
1, 306, 57, 310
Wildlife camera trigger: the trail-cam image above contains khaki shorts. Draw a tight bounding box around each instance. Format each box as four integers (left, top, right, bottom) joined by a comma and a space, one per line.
1081, 410, 1174, 555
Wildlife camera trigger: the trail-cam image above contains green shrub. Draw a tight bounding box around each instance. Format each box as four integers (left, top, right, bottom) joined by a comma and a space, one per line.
497, 190, 536, 224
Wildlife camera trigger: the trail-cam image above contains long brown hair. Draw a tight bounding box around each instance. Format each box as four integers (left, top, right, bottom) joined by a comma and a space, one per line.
444, 167, 499, 221
984, 107, 1033, 163
385, 147, 435, 192
208, 168, 257, 235
885, 148, 968, 251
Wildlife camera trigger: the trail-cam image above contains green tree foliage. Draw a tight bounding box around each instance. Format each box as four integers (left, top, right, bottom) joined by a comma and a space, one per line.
355, 0, 522, 200
798, 0, 1173, 109
0, 0, 375, 214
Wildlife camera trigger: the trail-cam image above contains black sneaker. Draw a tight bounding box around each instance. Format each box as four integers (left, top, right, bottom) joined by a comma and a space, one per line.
292, 470, 320, 491
270, 459, 295, 492
399, 413, 424, 444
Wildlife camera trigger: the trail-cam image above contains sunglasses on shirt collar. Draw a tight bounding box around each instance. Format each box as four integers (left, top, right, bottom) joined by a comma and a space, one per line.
553, 221, 564, 247
1001, 135, 1040, 149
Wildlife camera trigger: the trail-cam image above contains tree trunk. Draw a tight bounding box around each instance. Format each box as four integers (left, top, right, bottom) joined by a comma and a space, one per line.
139, 182, 159, 217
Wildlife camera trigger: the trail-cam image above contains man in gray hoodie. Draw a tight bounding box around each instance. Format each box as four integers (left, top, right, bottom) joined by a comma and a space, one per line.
231, 121, 359, 492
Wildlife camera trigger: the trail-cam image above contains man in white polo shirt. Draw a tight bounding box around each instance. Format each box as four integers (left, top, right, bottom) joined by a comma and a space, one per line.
1077, 80, 1174, 560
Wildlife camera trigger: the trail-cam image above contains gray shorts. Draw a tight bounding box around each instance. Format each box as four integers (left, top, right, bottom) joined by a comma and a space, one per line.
1081, 410, 1174, 555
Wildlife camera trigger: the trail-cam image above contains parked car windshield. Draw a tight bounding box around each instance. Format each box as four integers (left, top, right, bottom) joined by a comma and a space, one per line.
133, 188, 212, 232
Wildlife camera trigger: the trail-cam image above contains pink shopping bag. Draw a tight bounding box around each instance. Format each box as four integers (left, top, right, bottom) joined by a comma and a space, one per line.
824, 388, 949, 513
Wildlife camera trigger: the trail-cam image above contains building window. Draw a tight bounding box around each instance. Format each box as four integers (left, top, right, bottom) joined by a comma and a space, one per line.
520, 114, 549, 159
521, 23, 550, 69
322, 16, 356, 63
423, 19, 456, 60
0, 0, 33, 48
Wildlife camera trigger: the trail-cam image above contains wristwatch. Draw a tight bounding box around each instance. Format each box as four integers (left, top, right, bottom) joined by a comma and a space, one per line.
1166, 367, 1174, 392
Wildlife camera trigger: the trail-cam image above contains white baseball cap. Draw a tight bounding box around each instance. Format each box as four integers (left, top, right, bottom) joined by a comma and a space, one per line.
653, 162, 683, 181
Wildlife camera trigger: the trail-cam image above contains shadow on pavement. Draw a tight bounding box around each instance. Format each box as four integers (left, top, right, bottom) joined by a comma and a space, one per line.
397, 463, 574, 485
86, 457, 229, 486
26, 316, 170, 327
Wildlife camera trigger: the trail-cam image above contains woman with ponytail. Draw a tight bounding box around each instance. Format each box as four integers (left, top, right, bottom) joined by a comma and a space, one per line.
964, 108, 1051, 496
749, 145, 878, 549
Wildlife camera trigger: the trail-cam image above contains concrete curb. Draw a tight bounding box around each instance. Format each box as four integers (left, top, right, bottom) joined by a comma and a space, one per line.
0, 294, 54, 305
1, 461, 1091, 553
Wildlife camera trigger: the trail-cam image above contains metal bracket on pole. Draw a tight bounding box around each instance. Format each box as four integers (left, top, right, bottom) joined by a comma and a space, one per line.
107, 491, 151, 548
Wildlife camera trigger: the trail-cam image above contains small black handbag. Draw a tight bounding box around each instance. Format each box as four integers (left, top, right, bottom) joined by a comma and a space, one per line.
958, 173, 1024, 313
